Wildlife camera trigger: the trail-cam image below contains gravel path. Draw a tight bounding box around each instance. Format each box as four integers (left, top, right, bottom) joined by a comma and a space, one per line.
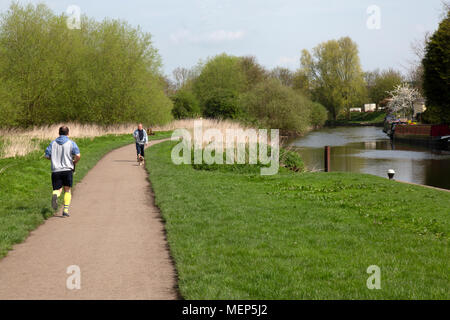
0, 140, 178, 299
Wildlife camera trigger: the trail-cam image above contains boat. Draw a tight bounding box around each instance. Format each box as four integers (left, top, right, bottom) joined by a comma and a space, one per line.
384, 121, 450, 148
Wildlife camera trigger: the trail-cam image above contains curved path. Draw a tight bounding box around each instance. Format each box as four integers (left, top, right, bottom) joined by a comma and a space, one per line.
0, 140, 177, 299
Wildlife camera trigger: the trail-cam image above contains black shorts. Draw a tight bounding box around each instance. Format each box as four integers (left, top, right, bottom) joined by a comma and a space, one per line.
52, 170, 73, 190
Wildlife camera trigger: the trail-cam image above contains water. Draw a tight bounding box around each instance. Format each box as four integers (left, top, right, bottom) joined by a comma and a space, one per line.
288, 126, 450, 190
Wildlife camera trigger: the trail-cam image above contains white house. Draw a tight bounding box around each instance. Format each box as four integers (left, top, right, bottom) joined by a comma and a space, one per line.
364, 104, 376, 112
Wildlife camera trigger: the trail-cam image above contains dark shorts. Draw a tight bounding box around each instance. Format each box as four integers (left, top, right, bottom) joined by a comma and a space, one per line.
52, 170, 73, 190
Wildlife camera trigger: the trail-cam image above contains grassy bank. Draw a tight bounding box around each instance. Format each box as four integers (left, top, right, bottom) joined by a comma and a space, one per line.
147, 141, 449, 299
0, 131, 171, 258
327, 111, 386, 126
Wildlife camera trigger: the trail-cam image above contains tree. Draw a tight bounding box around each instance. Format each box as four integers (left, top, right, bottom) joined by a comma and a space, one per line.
407, 32, 430, 94
0, 3, 172, 127
203, 89, 241, 119
270, 67, 294, 87
240, 79, 312, 133
422, 8, 450, 124
192, 53, 247, 118
300, 37, 367, 120
387, 84, 422, 119
239, 56, 267, 90
171, 89, 201, 119
366, 69, 404, 108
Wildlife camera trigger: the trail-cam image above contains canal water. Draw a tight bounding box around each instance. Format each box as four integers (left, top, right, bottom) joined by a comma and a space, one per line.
288, 126, 450, 190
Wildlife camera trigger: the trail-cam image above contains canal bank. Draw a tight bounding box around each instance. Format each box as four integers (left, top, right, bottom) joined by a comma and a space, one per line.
288, 126, 450, 190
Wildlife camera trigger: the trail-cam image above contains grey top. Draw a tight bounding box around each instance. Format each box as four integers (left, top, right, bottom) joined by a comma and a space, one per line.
45, 136, 80, 172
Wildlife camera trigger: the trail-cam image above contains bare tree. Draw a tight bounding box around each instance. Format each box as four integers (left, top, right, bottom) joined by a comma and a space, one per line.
270, 67, 294, 87
406, 31, 430, 94
172, 67, 191, 90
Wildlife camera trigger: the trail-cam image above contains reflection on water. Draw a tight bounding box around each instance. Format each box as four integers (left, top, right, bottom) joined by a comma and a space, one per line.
288, 126, 450, 190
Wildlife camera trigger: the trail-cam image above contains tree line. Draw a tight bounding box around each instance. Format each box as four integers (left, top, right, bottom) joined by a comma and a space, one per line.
1, 2, 446, 130
168, 38, 406, 133
0, 3, 173, 128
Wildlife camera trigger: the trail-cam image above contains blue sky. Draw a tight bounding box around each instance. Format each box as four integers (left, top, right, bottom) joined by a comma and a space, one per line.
0, 0, 444, 77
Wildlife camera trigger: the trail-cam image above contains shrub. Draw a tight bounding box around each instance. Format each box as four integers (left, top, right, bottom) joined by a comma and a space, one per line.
309, 102, 328, 128
171, 90, 201, 119
240, 79, 312, 133
203, 89, 241, 119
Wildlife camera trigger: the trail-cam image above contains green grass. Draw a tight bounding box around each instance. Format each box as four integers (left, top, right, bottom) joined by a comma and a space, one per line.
0, 131, 172, 258
331, 111, 386, 125
147, 141, 450, 299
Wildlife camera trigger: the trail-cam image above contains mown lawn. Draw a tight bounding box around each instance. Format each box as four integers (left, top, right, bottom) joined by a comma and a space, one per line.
334, 111, 386, 125
147, 141, 449, 299
0, 131, 171, 258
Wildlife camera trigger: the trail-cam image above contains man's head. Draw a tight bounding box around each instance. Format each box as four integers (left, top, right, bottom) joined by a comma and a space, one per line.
59, 126, 69, 136
138, 123, 143, 130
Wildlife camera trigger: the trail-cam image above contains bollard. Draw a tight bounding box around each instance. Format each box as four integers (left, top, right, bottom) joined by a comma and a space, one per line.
324, 146, 330, 172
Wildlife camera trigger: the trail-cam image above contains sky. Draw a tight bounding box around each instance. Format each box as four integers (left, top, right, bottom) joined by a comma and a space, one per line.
0, 0, 445, 78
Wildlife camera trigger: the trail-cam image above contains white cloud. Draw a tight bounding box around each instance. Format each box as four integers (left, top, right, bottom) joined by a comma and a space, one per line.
170, 29, 245, 45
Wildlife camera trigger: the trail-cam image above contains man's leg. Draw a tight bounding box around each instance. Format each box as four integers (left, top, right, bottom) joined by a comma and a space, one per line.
63, 186, 71, 217
136, 143, 141, 162
51, 172, 63, 211
62, 171, 73, 217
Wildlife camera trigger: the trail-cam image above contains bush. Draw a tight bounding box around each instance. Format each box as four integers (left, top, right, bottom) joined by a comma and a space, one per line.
192, 54, 247, 117
309, 102, 328, 128
171, 90, 201, 119
191, 145, 304, 174
203, 89, 241, 119
240, 79, 312, 133
0, 3, 172, 127
280, 148, 304, 172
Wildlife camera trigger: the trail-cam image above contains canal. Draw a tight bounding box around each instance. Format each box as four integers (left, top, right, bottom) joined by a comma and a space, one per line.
288, 126, 450, 190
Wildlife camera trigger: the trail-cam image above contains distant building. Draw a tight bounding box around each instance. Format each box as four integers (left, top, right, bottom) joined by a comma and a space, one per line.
350, 107, 362, 112
364, 104, 376, 112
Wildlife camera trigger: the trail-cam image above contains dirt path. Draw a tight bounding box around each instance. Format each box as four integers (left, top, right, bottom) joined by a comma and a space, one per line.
0, 139, 178, 299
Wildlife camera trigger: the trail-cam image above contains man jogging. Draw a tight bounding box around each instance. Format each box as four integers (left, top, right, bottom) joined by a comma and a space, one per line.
45, 126, 81, 217
133, 123, 148, 165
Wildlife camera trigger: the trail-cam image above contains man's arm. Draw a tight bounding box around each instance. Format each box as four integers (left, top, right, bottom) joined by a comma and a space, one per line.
144, 130, 149, 145
73, 154, 81, 164
71, 141, 81, 165
45, 141, 52, 160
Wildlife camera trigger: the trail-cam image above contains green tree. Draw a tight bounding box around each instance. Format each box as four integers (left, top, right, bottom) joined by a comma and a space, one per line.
270, 67, 294, 87
309, 101, 328, 128
366, 69, 404, 108
0, 3, 172, 127
240, 79, 312, 133
300, 37, 366, 120
171, 89, 201, 119
192, 53, 247, 118
239, 56, 267, 90
422, 9, 450, 124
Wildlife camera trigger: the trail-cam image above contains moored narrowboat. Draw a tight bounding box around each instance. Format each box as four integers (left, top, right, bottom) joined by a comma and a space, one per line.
387, 123, 450, 147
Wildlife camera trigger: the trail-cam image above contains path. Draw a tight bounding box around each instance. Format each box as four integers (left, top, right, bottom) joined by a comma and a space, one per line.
0, 140, 178, 299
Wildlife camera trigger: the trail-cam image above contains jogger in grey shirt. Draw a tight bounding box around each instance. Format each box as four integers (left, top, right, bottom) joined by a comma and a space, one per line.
45, 126, 81, 217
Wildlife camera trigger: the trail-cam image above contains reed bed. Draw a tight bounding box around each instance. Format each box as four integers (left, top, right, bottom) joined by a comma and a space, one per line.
0, 119, 252, 158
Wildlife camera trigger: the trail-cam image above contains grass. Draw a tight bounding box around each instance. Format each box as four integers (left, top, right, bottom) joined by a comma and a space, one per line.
147, 141, 450, 299
0, 131, 172, 258
329, 111, 386, 126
